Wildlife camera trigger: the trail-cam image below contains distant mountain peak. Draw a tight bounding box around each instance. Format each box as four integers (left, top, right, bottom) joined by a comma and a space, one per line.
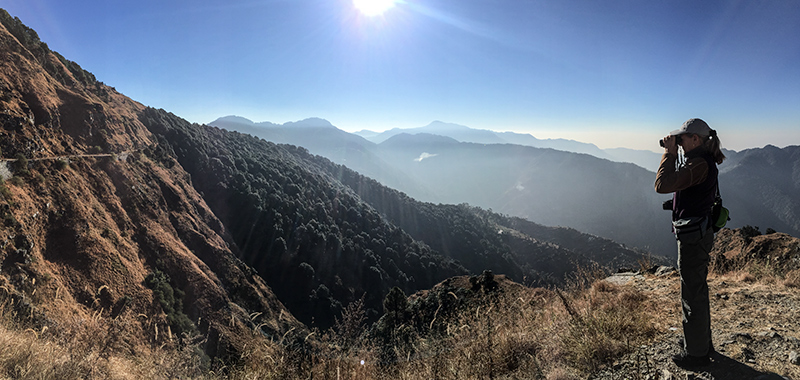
385, 132, 459, 144
423, 120, 471, 131
285, 117, 335, 128
211, 115, 256, 126
210, 116, 334, 129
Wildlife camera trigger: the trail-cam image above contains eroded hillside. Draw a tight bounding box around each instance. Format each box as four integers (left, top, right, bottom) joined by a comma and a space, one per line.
0, 10, 302, 367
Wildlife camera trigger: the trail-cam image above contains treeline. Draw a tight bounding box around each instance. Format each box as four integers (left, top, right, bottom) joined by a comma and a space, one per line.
138, 108, 648, 329
139, 108, 466, 328
300, 153, 650, 285
0, 9, 104, 94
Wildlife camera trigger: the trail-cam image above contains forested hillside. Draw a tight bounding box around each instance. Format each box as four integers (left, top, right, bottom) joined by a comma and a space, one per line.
140, 108, 649, 328
212, 118, 677, 256
139, 109, 467, 327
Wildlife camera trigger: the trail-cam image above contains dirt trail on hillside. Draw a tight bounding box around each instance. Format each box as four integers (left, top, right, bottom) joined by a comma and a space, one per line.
594, 272, 800, 379
0, 150, 133, 162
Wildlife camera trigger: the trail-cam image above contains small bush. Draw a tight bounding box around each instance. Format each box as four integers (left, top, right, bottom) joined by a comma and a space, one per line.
144, 270, 195, 337
741, 225, 761, 239
12, 153, 28, 176
55, 159, 69, 171
2, 211, 15, 227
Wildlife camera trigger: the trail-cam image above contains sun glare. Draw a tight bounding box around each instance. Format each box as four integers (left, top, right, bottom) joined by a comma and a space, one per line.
353, 0, 397, 16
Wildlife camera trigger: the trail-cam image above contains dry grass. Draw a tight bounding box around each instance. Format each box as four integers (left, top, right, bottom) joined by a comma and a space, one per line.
211, 273, 658, 380
0, 269, 660, 380
0, 320, 143, 379
5, 239, 797, 380
784, 268, 800, 288
217, 246, 800, 380
712, 249, 800, 289
0, 298, 209, 380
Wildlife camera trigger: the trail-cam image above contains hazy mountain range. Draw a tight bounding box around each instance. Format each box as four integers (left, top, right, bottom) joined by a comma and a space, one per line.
211, 116, 800, 258
214, 117, 664, 171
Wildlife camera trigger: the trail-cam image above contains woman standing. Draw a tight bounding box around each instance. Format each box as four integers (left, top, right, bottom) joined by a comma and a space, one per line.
655, 118, 726, 367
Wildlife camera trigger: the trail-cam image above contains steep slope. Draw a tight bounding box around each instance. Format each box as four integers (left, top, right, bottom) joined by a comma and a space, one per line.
152, 108, 655, 327
317, 161, 655, 285
0, 9, 302, 363
5, 9, 797, 379
221, 119, 677, 256
141, 109, 468, 328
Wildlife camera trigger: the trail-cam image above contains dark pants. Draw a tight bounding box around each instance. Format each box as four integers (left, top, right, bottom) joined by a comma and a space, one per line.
677, 226, 714, 357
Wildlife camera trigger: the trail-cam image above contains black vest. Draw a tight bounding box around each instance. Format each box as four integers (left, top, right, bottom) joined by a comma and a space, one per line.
672, 150, 718, 221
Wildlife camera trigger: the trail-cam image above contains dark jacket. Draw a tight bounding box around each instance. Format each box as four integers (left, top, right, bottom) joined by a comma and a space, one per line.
654, 147, 718, 221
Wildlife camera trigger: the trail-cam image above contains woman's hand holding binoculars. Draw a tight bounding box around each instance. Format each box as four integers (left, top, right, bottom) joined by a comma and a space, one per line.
660, 135, 679, 155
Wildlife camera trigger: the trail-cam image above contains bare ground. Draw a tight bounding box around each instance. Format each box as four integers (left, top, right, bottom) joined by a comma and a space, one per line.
592, 271, 800, 380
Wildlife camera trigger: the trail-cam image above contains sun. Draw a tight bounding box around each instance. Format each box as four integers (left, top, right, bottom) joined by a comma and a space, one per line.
353, 0, 397, 16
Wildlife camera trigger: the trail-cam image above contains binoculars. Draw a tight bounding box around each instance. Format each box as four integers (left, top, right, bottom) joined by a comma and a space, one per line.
660, 135, 683, 147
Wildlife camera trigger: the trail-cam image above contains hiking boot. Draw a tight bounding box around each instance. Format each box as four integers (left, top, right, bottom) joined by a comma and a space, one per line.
677, 337, 715, 355
672, 351, 711, 367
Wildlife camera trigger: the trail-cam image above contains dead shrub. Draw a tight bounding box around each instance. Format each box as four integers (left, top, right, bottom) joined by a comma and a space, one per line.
784, 269, 800, 288
591, 280, 619, 294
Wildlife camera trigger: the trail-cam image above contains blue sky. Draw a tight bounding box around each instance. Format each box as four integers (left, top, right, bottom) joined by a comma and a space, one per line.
4, 0, 799, 151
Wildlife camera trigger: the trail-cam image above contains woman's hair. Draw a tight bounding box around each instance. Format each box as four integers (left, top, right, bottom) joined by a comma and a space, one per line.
704, 130, 726, 164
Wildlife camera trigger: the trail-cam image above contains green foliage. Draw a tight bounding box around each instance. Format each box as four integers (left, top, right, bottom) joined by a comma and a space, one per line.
144, 270, 195, 337
55, 159, 69, 171
0, 183, 10, 199
13, 153, 28, 176
138, 107, 467, 329
1, 205, 16, 227
373, 287, 415, 365
382, 287, 410, 330
0, 9, 43, 48
741, 225, 762, 239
